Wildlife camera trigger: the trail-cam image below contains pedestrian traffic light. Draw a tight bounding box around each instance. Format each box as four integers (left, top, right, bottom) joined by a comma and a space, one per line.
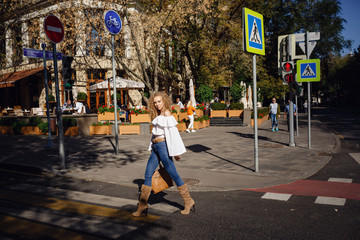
62, 56, 74, 90
281, 61, 294, 84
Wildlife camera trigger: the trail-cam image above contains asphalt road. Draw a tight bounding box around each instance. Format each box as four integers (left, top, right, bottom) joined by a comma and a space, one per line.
0, 108, 359, 240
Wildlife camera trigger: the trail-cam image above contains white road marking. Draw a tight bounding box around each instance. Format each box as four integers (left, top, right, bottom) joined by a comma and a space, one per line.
261, 192, 292, 201
315, 196, 346, 206
328, 178, 352, 183
349, 153, 360, 165
6, 183, 178, 213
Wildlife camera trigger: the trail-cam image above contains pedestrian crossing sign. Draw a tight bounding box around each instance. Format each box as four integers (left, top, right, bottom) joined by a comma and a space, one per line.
297, 59, 320, 82
243, 8, 265, 55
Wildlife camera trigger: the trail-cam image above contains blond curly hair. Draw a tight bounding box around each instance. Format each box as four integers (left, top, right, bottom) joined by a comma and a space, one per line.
148, 91, 173, 120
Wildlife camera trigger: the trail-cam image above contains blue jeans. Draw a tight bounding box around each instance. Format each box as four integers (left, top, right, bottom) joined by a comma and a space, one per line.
144, 141, 185, 187
270, 113, 278, 128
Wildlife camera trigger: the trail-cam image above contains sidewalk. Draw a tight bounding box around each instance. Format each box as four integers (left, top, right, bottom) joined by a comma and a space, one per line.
0, 113, 340, 191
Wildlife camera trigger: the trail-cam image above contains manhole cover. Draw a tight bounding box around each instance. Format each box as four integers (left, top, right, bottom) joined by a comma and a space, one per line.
182, 178, 200, 186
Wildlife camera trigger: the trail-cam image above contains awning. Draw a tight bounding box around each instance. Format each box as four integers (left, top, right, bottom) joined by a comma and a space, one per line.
89, 76, 145, 91
0, 67, 43, 88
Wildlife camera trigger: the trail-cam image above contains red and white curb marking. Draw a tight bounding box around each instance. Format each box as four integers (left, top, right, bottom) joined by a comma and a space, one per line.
247, 177, 360, 206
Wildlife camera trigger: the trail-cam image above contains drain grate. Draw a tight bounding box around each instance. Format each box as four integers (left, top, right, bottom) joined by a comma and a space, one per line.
182, 178, 200, 186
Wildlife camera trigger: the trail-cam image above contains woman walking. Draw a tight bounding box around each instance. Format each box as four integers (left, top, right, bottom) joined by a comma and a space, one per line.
132, 91, 195, 216
185, 100, 196, 133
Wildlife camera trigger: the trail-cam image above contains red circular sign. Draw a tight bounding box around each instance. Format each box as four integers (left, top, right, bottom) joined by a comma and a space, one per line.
44, 15, 64, 44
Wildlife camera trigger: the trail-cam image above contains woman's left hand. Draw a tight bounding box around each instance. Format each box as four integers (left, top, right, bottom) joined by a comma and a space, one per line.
174, 156, 181, 161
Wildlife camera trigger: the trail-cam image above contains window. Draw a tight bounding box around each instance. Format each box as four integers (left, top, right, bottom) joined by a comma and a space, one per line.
0, 27, 5, 67
85, 9, 105, 57
87, 69, 106, 83
11, 24, 22, 65
27, 19, 40, 63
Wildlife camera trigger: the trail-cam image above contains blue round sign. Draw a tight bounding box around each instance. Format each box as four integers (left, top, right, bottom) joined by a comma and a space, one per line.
104, 10, 122, 34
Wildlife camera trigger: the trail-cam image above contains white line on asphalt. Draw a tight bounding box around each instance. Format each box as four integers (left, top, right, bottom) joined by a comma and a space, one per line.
0, 206, 136, 239
328, 178, 353, 183
349, 153, 360, 165
261, 192, 292, 201
315, 196, 346, 206
6, 183, 178, 213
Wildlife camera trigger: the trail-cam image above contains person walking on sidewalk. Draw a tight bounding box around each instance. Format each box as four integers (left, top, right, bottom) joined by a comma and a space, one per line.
186, 100, 196, 133
268, 97, 280, 132
132, 91, 195, 217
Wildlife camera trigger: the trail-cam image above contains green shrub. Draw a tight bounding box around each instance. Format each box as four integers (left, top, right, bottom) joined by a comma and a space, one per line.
111, 92, 121, 100
196, 85, 213, 103
0, 117, 18, 126
48, 94, 55, 101
12, 120, 28, 134
230, 83, 244, 102
92, 121, 112, 126
229, 102, 244, 110
28, 116, 43, 126
38, 122, 48, 134
63, 117, 77, 127
251, 107, 269, 119
211, 102, 227, 110
77, 92, 87, 101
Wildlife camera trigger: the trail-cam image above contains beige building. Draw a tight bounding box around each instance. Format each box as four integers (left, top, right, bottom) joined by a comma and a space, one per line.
0, 0, 178, 112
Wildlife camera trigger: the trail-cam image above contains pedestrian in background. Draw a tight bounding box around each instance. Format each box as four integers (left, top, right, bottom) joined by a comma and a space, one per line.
186, 100, 196, 133
132, 91, 195, 217
268, 97, 280, 132
176, 97, 184, 109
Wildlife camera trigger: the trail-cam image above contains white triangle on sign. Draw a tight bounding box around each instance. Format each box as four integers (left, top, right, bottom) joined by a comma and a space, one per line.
302, 64, 315, 76
250, 19, 261, 44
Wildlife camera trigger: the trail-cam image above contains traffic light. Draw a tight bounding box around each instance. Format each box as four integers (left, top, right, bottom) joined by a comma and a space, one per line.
281, 61, 294, 84
277, 34, 295, 75
62, 56, 74, 90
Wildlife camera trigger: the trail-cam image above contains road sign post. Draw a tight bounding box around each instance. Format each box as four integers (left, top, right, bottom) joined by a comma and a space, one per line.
104, 10, 122, 155
42, 44, 54, 148
44, 14, 66, 168
243, 7, 265, 172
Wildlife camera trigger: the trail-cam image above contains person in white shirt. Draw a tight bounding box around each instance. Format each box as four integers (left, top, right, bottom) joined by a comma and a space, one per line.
73, 99, 84, 114
62, 100, 72, 113
132, 91, 195, 217
269, 97, 280, 132
176, 97, 184, 109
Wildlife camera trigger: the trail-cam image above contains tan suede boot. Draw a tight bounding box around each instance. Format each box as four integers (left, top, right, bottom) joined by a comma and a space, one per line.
177, 184, 195, 215
132, 184, 152, 217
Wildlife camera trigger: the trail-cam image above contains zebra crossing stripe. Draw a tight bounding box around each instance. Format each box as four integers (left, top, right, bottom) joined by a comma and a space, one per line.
349, 153, 360, 165
0, 189, 160, 223
6, 183, 179, 214
328, 178, 352, 183
315, 196, 346, 206
261, 192, 292, 201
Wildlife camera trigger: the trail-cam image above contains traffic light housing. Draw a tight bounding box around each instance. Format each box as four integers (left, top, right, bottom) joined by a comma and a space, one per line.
62, 56, 74, 90
281, 61, 294, 84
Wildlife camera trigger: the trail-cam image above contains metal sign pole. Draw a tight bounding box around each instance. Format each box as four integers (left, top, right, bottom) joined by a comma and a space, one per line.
295, 95, 299, 136
53, 43, 66, 168
306, 31, 311, 149
253, 54, 259, 172
42, 44, 54, 147
112, 35, 119, 155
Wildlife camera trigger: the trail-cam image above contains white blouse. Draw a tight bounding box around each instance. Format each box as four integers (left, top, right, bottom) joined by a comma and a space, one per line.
148, 115, 186, 156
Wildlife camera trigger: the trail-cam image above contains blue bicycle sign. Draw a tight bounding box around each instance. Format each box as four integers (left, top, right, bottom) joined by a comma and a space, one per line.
104, 10, 122, 34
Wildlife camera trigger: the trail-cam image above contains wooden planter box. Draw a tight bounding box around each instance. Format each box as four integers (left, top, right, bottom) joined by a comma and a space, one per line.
195, 110, 203, 117
89, 125, 112, 135
177, 122, 187, 132
251, 117, 268, 127
228, 110, 243, 118
205, 120, 210, 127
98, 112, 119, 122
64, 126, 79, 136
0, 126, 13, 134
211, 110, 227, 118
186, 121, 200, 130
179, 112, 188, 121
130, 114, 151, 123
172, 113, 179, 121
119, 124, 140, 135
21, 126, 40, 135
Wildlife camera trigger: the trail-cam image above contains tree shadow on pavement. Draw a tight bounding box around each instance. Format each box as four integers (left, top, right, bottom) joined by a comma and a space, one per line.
228, 131, 288, 147
186, 144, 254, 172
